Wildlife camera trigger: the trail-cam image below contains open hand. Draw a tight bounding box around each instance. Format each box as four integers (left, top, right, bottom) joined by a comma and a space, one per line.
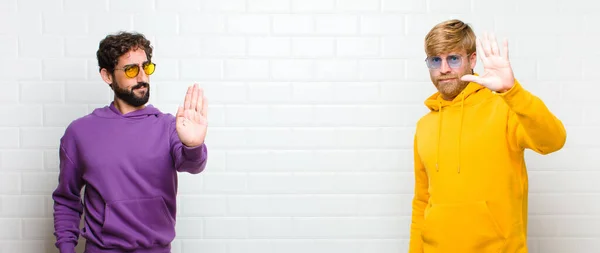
461, 32, 515, 92
176, 84, 207, 147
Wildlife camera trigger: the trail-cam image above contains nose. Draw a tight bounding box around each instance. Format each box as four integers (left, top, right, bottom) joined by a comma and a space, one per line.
439, 59, 451, 74
136, 66, 149, 83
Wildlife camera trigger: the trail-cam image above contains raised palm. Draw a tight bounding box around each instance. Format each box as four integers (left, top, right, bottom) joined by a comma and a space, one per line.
461, 32, 515, 92
176, 84, 208, 147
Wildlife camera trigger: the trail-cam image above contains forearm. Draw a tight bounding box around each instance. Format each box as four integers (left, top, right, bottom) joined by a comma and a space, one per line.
499, 80, 566, 153
52, 145, 84, 251
409, 197, 427, 253
409, 135, 428, 252
174, 143, 208, 174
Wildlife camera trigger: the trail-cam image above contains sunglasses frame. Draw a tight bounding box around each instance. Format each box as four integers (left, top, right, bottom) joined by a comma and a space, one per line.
114, 61, 156, 78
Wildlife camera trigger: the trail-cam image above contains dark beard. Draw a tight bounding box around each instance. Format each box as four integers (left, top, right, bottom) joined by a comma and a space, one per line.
112, 82, 150, 107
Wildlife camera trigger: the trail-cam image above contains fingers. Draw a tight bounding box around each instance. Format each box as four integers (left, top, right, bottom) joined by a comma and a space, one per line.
184, 85, 192, 111
201, 95, 208, 119
190, 83, 199, 110
502, 38, 509, 60
490, 33, 499, 56
475, 38, 487, 63
482, 32, 493, 57
195, 85, 204, 113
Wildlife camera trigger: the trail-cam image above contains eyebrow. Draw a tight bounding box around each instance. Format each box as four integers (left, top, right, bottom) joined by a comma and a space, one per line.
122, 60, 150, 68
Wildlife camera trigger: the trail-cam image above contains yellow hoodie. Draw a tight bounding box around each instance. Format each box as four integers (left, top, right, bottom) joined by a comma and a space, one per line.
409, 78, 566, 253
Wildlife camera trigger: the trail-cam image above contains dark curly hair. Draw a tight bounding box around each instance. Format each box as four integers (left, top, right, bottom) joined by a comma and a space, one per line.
96, 31, 153, 73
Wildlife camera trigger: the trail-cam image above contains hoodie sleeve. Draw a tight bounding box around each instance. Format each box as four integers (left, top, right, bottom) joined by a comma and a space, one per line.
498, 80, 567, 154
52, 130, 85, 253
169, 117, 208, 174
409, 134, 429, 253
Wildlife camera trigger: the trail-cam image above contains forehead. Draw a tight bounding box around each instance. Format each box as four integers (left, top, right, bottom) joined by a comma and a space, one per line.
431, 50, 467, 57
117, 48, 148, 66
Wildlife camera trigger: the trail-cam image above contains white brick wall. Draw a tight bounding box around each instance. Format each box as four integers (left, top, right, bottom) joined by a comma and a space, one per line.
0, 0, 598, 252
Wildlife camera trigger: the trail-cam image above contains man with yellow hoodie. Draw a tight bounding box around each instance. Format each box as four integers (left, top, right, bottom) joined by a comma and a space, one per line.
409, 19, 566, 253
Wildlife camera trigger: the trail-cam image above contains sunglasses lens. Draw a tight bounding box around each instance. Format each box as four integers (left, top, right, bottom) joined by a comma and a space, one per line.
124, 65, 139, 78
143, 63, 156, 75
448, 55, 462, 68
426, 57, 442, 69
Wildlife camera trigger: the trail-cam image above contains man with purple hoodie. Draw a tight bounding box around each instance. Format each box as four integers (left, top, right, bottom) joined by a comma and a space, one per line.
52, 31, 208, 253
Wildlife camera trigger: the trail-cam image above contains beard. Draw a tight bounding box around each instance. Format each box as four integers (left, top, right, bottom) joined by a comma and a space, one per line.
111, 81, 150, 107
433, 70, 472, 100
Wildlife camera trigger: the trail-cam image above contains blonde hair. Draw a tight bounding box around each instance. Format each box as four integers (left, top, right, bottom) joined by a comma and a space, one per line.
424, 19, 476, 57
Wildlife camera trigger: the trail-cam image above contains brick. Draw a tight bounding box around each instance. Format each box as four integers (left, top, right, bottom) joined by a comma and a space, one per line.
179, 14, 226, 35
0, 36, 17, 59
429, 0, 471, 13
20, 127, 63, 149
247, 0, 291, 12
291, 0, 335, 12
247, 82, 293, 103
20, 82, 64, 104
88, 14, 132, 36
43, 59, 88, 81
65, 82, 112, 104
63, 0, 108, 12
227, 15, 271, 35
0, 173, 19, 194
359, 59, 405, 81
336, 0, 380, 12
16, 0, 61, 12
199, 36, 246, 57
336, 37, 380, 57
270, 60, 314, 80
43, 14, 87, 35
133, 13, 179, 35
0, 105, 43, 127
272, 15, 314, 35
200, 0, 246, 12
315, 15, 359, 35
315, 60, 359, 81
248, 37, 291, 57
360, 14, 405, 35
109, 0, 154, 12
382, 0, 426, 12
292, 37, 335, 57
180, 59, 223, 80
203, 218, 248, 239
156, 0, 200, 12
0, 13, 41, 35
224, 60, 270, 80
0, 59, 42, 81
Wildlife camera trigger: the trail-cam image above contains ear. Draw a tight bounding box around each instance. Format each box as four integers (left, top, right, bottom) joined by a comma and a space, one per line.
469, 52, 477, 70
100, 68, 113, 86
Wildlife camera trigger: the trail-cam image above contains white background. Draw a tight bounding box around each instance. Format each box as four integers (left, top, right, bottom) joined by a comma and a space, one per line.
0, 0, 599, 252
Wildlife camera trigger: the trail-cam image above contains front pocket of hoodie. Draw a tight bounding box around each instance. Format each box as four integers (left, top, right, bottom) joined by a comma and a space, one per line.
421, 201, 506, 252
101, 196, 175, 249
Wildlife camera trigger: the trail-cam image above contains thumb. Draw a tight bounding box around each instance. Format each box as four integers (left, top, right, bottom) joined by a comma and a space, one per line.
460, 74, 483, 84
176, 106, 184, 118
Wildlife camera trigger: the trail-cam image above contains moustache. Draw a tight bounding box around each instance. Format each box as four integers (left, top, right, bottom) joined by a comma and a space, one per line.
132, 82, 149, 90
436, 75, 459, 82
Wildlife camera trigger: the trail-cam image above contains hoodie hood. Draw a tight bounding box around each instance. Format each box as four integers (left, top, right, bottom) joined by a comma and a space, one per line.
92, 102, 161, 119
424, 74, 488, 173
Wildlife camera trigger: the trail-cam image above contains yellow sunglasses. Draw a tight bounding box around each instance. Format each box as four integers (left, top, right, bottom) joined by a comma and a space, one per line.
115, 62, 156, 78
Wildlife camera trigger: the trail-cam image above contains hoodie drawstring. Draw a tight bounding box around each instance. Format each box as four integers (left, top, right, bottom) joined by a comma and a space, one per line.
436, 93, 465, 174
457, 93, 464, 173
436, 101, 442, 172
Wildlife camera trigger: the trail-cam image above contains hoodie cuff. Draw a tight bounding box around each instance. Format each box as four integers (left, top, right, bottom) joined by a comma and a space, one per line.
182, 143, 207, 162
58, 242, 76, 253
494, 80, 533, 114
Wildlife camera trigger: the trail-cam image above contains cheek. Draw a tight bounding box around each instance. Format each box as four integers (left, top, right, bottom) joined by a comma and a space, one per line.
115, 76, 136, 89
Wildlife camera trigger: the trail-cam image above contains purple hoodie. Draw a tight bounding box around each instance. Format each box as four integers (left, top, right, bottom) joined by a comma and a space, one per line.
52, 102, 208, 253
